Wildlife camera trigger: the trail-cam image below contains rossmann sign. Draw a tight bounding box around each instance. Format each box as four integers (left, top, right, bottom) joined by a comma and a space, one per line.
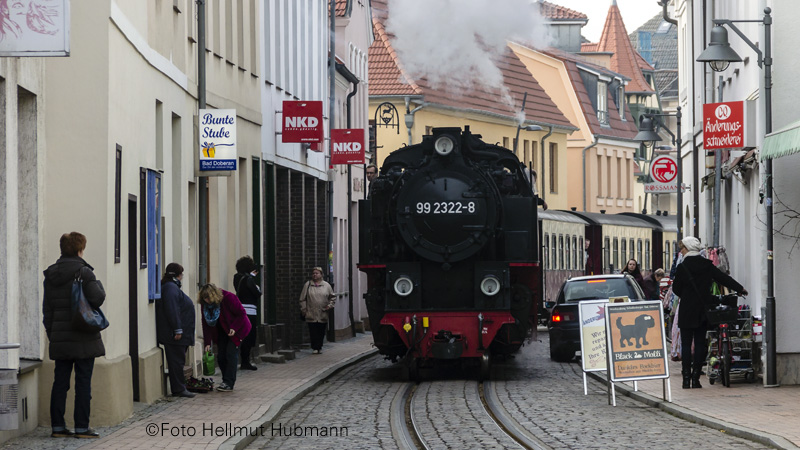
331, 129, 365, 165
282, 101, 323, 144
703, 101, 744, 150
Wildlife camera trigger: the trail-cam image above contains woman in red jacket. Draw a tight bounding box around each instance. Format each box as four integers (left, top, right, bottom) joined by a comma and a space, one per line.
199, 283, 251, 392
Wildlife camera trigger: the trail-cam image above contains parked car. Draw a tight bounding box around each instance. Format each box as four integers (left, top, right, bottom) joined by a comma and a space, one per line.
547, 274, 646, 362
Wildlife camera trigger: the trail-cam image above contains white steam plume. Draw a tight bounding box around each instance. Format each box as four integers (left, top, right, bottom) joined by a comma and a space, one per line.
386, 0, 552, 98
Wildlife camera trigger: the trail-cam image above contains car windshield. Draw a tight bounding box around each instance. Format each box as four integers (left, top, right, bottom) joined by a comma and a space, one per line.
563, 278, 642, 302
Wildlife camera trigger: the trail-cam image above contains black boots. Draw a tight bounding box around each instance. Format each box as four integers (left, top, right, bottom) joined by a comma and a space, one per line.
682, 372, 691, 389
691, 368, 703, 388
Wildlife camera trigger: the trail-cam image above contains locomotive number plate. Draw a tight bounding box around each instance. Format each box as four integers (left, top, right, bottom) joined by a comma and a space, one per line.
415, 201, 477, 215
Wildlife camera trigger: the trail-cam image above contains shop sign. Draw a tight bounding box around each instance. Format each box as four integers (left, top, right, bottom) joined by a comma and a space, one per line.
644, 155, 678, 193
199, 109, 237, 171
605, 301, 669, 382
0, 0, 70, 56
703, 101, 744, 150
331, 129, 365, 165
283, 101, 323, 144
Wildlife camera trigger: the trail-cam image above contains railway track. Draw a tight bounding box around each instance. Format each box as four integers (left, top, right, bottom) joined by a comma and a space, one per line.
395, 380, 551, 450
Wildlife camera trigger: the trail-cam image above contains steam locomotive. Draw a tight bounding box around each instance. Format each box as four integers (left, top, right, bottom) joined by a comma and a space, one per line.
358, 126, 541, 380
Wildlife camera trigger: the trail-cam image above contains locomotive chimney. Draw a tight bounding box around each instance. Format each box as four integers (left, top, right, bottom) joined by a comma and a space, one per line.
571, 207, 577, 211
600, 209, 606, 214
656, 210, 662, 216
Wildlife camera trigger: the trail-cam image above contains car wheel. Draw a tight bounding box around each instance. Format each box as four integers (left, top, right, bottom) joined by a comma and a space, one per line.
549, 346, 574, 362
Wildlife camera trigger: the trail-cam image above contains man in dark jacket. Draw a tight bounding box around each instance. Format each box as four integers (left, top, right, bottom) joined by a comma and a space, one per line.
156, 263, 196, 397
672, 236, 747, 389
233, 256, 263, 370
43, 232, 105, 439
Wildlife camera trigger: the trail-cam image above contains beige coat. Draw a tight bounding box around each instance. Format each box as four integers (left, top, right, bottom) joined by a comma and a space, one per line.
299, 280, 335, 323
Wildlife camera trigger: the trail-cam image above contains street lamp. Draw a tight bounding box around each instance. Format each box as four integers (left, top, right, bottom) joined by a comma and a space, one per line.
697, 7, 776, 387
633, 107, 683, 240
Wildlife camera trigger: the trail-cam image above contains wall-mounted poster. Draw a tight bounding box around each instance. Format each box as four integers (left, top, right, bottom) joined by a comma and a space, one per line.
0, 0, 70, 56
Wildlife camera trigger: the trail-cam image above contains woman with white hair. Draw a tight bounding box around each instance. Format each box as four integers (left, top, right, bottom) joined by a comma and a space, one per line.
672, 236, 748, 389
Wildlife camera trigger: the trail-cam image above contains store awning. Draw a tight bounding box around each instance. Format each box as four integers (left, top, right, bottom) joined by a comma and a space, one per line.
761, 119, 800, 160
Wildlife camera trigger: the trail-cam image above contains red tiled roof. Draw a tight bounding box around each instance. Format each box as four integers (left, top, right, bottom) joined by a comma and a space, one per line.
542, 49, 638, 140
539, 1, 588, 20
581, 43, 599, 52
334, 0, 348, 17
368, 8, 420, 96
368, 0, 574, 129
594, 2, 654, 94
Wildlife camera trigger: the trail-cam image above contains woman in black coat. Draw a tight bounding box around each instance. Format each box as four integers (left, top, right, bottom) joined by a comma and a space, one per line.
156, 263, 196, 397
672, 237, 747, 389
43, 232, 105, 439
233, 256, 262, 370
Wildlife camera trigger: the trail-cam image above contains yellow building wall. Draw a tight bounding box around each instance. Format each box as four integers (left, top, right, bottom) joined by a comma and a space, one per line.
369, 101, 573, 210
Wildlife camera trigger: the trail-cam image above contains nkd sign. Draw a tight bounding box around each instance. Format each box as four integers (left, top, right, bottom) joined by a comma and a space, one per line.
703, 101, 744, 150
331, 129, 365, 165
199, 109, 237, 171
283, 101, 323, 145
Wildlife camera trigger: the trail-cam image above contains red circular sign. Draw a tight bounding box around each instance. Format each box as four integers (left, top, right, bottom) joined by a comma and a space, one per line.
650, 156, 677, 183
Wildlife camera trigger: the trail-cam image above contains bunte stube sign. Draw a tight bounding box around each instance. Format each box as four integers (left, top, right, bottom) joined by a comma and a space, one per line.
331, 129, 365, 165
199, 109, 237, 171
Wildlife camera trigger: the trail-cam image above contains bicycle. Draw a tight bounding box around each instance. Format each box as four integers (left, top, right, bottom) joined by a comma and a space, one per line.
706, 293, 749, 387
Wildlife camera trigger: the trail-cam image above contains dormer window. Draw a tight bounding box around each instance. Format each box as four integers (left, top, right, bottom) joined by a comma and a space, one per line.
597, 81, 609, 125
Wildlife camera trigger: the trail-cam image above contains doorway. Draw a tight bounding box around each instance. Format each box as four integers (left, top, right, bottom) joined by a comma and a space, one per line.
128, 196, 140, 401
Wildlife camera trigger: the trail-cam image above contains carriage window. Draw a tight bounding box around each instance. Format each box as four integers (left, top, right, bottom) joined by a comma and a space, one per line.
544, 233, 549, 270
603, 237, 610, 273
613, 238, 619, 272
565, 236, 571, 270
552, 234, 558, 269
572, 236, 578, 270
629, 239, 635, 260
559, 235, 564, 269
637, 239, 643, 269
621, 239, 627, 268
645, 240, 651, 272
580, 237, 585, 270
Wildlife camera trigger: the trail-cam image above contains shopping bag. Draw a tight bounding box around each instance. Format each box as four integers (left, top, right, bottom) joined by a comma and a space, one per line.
71, 274, 109, 333
202, 351, 216, 376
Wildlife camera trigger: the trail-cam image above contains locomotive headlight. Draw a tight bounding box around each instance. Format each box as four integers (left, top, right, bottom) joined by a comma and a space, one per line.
434, 136, 455, 156
480, 275, 501, 296
394, 276, 414, 297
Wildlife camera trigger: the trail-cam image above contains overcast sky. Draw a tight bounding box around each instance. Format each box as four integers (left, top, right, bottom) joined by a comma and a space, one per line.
553, 0, 666, 42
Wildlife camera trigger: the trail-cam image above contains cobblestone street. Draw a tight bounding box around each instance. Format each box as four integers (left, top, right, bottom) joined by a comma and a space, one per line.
243, 332, 768, 449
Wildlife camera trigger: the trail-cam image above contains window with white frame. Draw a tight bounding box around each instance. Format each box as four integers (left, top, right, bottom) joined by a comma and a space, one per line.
597, 81, 608, 125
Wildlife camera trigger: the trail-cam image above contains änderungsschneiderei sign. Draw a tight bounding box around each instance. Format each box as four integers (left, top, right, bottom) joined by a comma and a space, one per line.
199, 109, 237, 171
579, 300, 609, 373
605, 301, 668, 382
0, 0, 70, 57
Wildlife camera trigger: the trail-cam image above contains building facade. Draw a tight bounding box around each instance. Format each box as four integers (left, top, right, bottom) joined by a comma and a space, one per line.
680, 0, 800, 385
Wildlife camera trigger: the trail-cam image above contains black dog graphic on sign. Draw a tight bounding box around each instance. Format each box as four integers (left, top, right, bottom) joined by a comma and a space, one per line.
616, 315, 655, 348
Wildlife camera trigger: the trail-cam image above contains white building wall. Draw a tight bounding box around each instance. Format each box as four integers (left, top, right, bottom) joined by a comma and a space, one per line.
683, 0, 800, 383
34, 0, 263, 427
0, 55, 46, 444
